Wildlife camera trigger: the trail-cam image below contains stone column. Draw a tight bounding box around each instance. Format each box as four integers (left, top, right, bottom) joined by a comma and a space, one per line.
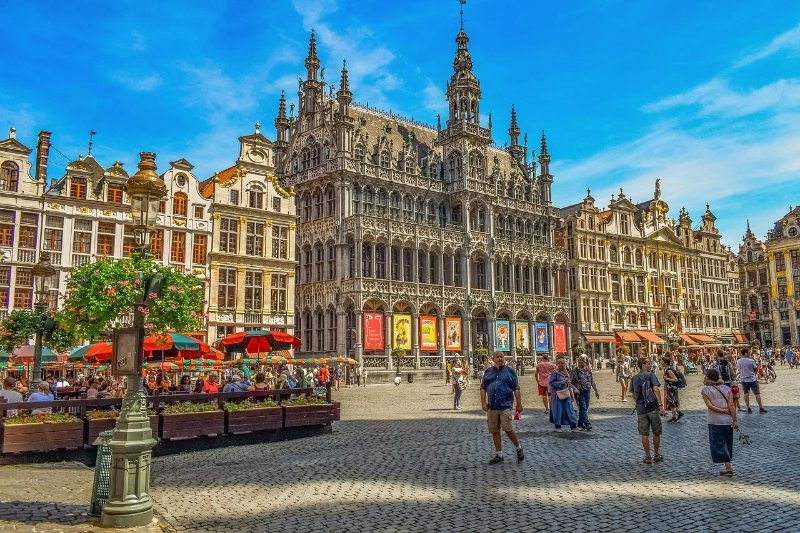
355, 310, 363, 363
438, 314, 446, 369
464, 315, 473, 367
412, 312, 420, 369
336, 310, 347, 355
385, 310, 393, 370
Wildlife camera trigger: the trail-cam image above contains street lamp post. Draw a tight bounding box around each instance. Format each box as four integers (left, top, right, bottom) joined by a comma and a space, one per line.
100, 152, 167, 528
30, 252, 56, 391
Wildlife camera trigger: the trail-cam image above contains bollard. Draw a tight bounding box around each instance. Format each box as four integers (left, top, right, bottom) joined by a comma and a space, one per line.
407, 373, 414, 384
89, 430, 114, 516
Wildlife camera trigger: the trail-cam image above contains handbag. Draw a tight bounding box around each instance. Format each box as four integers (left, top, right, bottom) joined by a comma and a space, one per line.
556, 387, 571, 400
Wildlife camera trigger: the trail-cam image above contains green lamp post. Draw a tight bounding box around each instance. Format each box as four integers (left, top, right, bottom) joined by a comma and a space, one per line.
100, 152, 166, 528
30, 251, 56, 390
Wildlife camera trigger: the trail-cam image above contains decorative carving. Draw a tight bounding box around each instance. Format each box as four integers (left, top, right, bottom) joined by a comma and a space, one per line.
79, 207, 90, 214
48, 203, 63, 209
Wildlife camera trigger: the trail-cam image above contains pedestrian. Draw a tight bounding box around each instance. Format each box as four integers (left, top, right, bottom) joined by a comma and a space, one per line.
700, 368, 737, 476
662, 355, 684, 423
616, 356, 632, 402
451, 359, 465, 410
570, 355, 600, 431
334, 365, 343, 391
480, 351, 524, 464
631, 357, 667, 464
736, 348, 767, 414
549, 357, 579, 432
362, 368, 368, 387
355, 365, 363, 387
535, 353, 557, 414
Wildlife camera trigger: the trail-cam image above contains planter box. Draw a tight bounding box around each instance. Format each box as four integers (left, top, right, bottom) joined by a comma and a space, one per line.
86, 415, 160, 444
283, 402, 340, 428
225, 407, 283, 434
2, 421, 84, 454
161, 410, 224, 440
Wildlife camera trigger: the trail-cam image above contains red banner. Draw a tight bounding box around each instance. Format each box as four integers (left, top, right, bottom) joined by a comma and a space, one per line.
363, 312, 384, 351
554, 323, 567, 353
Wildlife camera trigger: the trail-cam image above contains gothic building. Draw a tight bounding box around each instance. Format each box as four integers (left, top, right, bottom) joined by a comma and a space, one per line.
277, 26, 568, 369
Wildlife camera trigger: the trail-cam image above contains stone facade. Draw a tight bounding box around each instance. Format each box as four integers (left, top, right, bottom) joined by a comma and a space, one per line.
201, 127, 297, 341
738, 222, 773, 346
277, 29, 568, 368
561, 180, 743, 359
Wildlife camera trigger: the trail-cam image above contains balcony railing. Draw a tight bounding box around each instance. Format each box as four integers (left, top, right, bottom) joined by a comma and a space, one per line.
16, 249, 36, 263
49, 252, 63, 266
72, 254, 92, 267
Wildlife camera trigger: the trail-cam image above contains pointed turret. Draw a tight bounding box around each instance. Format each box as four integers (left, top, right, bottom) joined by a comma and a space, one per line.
538, 130, 551, 177
305, 30, 320, 82
445, 12, 482, 129
508, 105, 524, 162
745, 219, 753, 238
336, 60, 352, 115
274, 91, 289, 176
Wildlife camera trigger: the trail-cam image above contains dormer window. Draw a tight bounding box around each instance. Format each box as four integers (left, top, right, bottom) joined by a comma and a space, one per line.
0, 161, 19, 192
173, 192, 188, 216
354, 144, 365, 161
69, 177, 87, 199
379, 150, 391, 169
789, 227, 798, 237
248, 186, 264, 209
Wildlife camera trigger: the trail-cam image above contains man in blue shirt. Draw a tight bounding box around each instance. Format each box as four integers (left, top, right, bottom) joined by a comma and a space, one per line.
480, 351, 524, 464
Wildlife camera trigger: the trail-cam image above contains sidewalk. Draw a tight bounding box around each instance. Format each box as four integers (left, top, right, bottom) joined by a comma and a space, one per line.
0, 462, 167, 532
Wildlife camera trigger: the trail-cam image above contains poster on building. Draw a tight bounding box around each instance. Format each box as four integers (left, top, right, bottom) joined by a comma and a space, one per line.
419, 316, 438, 351
363, 312, 384, 351
392, 313, 412, 350
554, 323, 567, 353
515, 323, 530, 350
495, 320, 511, 352
445, 317, 462, 351
534, 322, 549, 353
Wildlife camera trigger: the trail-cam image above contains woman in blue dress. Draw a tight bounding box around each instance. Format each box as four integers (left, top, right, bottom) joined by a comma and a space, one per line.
549, 357, 579, 432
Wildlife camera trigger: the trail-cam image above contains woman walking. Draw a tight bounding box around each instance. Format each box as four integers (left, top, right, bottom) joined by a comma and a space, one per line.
549, 357, 579, 432
616, 356, 632, 402
570, 356, 600, 431
451, 359, 465, 410
662, 354, 684, 422
701, 368, 737, 476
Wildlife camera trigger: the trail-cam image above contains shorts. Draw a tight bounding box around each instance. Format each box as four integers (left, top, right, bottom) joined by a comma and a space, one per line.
487, 409, 514, 433
537, 384, 548, 396
742, 381, 760, 395
637, 410, 662, 436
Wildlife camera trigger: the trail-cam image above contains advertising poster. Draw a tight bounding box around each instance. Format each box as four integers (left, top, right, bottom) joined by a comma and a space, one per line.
392, 313, 412, 350
363, 312, 384, 351
515, 323, 530, 350
419, 316, 438, 351
495, 320, 511, 352
445, 317, 462, 351
554, 323, 567, 353
534, 321, 549, 352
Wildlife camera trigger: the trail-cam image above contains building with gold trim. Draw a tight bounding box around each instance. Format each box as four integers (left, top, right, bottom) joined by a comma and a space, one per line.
201, 125, 297, 341
561, 180, 743, 360
760, 207, 800, 347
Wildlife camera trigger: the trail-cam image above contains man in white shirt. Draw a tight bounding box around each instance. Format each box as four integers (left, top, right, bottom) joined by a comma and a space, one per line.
736, 348, 767, 414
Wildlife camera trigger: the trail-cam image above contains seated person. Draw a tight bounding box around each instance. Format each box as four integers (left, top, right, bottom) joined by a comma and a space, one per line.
27, 381, 55, 415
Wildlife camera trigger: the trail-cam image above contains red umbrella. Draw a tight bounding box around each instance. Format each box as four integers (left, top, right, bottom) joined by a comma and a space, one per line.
85, 334, 213, 363
219, 330, 301, 355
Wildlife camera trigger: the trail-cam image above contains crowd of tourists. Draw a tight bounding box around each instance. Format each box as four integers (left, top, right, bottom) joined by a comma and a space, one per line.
475, 345, 774, 477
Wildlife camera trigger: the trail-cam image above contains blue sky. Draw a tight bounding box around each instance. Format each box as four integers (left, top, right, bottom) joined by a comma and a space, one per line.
2, 0, 799, 246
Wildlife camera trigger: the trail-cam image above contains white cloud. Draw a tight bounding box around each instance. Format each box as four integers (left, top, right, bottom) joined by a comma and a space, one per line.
643, 78, 800, 117
112, 72, 162, 92
735, 22, 800, 68
422, 79, 446, 113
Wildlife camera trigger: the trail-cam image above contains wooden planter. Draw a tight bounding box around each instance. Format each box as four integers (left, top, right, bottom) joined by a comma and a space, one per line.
2, 421, 84, 454
85, 415, 160, 444
225, 407, 283, 434
283, 402, 340, 428
161, 411, 224, 440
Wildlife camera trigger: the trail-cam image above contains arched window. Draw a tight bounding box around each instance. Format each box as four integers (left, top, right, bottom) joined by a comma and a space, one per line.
352, 186, 361, 214
173, 192, 188, 216
438, 203, 447, 226
325, 186, 335, 216
469, 151, 483, 179
428, 158, 440, 179
353, 144, 365, 160
314, 310, 324, 351
379, 150, 391, 168
247, 187, 264, 209
427, 201, 436, 224
477, 207, 487, 232
390, 192, 400, 217
625, 278, 634, 302
639, 312, 647, 326
623, 246, 632, 264
402, 196, 413, 219
448, 151, 462, 181
403, 155, 415, 173
635, 248, 643, 266
313, 189, 323, 218
0, 161, 19, 192
302, 310, 313, 350
377, 189, 388, 215
415, 198, 424, 223
327, 242, 336, 279
311, 144, 321, 167
301, 148, 310, 170
364, 187, 374, 213
326, 308, 337, 351
613, 310, 622, 325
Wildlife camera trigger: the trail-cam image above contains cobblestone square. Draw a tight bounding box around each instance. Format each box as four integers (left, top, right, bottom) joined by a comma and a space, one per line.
1, 368, 798, 532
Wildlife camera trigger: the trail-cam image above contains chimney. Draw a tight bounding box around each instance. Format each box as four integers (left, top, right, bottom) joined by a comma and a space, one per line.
35, 131, 51, 182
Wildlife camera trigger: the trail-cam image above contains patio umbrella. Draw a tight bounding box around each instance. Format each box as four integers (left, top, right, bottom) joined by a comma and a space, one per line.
11, 345, 66, 364
293, 357, 326, 366
69, 343, 112, 362
259, 355, 288, 364
86, 334, 213, 363
142, 361, 178, 371
329, 356, 357, 365
219, 330, 301, 355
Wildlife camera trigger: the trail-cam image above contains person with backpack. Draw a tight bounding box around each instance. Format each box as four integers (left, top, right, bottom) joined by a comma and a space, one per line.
631, 357, 667, 464
662, 354, 684, 422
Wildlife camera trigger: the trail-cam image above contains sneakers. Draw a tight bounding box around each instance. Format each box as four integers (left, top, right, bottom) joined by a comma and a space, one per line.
654, 454, 665, 463
759, 408, 768, 414
747, 408, 753, 414
488, 455, 504, 465
621, 398, 628, 402
720, 470, 734, 477
516, 448, 524, 462
677, 411, 684, 421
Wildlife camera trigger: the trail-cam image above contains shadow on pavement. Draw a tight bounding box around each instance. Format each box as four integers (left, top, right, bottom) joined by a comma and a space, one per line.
0, 502, 93, 527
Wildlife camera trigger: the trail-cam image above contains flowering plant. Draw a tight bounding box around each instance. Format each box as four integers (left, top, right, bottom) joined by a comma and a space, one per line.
0, 310, 76, 354
58, 255, 205, 341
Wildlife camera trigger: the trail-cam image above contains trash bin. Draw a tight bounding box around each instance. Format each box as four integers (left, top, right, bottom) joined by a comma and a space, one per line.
407, 373, 414, 384
89, 430, 114, 516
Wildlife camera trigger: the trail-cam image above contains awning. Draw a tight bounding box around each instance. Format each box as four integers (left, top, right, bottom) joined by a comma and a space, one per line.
734, 333, 748, 344
688, 334, 718, 344
679, 334, 699, 346
615, 331, 642, 343
634, 331, 666, 343
583, 334, 616, 343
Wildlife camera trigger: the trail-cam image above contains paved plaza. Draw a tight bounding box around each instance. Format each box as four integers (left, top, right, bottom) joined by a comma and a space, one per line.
1, 368, 799, 532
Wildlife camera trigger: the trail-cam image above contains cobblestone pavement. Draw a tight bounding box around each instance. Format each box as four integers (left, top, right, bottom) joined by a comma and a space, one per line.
149, 368, 800, 533
1, 369, 799, 532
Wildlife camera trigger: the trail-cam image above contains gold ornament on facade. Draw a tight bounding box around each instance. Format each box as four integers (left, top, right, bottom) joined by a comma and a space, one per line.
174, 218, 187, 227
79, 207, 90, 213
212, 213, 221, 219
102, 210, 113, 216
48, 203, 63, 209
238, 216, 247, 224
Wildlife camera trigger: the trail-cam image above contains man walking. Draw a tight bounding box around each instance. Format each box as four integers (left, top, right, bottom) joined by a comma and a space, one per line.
480, 351, 524, 464
737, 348, 767, 413
631, 357, 667, 464
535, 354, 557, 414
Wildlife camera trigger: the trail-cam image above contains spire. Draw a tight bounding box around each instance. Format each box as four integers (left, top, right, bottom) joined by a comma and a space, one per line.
538, 130, 550, 176
745, 219, 753, 237
274, 91, 289, 146
445, 8, 481, 129
459, 0, 466, 30
508, 105, 520, 145
305, 30, 320, 82
87, 130, 96, 157
336, 60, 352, 115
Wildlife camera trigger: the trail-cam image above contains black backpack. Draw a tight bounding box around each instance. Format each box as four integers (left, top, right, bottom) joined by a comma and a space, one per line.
719, 360, 731, 382
673, 367, 687, 389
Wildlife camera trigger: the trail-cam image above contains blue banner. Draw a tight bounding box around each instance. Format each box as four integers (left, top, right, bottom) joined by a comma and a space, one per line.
495, 320, 511, 352
534, 322, 549, 353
